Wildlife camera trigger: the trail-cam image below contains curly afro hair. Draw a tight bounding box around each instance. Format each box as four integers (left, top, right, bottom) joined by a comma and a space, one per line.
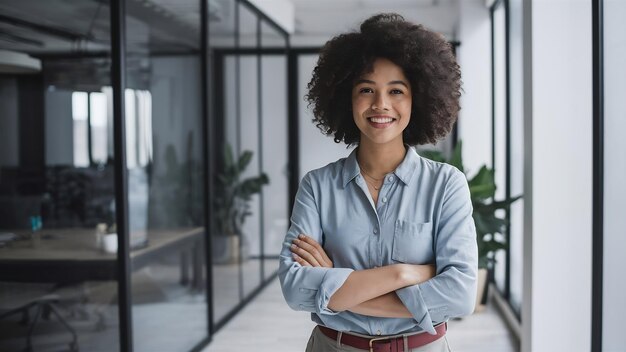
305, 13, 461, 146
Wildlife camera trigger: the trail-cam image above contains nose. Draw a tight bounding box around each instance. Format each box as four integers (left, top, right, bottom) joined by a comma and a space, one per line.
371, 91, 389, 111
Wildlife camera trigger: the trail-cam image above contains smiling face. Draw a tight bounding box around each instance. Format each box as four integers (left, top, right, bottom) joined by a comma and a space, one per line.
351, 57, 412, 148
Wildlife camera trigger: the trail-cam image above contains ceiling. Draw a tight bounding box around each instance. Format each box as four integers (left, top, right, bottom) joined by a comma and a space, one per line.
0, 0, 201, 55
0, 0, 460, 55
290, 0, 460, 46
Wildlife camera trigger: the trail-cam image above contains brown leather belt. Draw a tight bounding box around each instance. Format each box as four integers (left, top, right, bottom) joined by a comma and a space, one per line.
318, 323, 447, 352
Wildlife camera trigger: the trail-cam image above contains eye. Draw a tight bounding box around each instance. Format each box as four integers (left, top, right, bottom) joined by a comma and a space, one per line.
358, 87, 373, 94
390, 89, 404, 95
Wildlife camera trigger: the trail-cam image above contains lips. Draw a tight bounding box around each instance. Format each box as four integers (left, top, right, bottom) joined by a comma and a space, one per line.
367, 115, 397, 128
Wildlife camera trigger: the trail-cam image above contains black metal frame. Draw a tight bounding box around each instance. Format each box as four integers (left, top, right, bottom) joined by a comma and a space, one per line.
256, 17, 267, 281
591, 0, 604, 351
111, 0, 233, 350
489, 0, 520, 321
200, 0, 214, 343
110, 1, 133, 351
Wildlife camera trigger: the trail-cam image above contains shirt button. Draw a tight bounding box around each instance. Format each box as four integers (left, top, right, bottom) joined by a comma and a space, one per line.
387, 176, 393, 182
382, 197, 387, 203
376, 330, 382, 335
373, 229, 378, 234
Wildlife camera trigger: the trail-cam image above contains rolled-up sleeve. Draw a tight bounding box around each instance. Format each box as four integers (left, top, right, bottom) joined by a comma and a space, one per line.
396, 169, 478, 334
279, 172, 353, 315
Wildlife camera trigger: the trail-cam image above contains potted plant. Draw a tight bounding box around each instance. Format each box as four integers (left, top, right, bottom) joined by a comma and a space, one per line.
420, 141, 522, 312
212, 143, 269, 264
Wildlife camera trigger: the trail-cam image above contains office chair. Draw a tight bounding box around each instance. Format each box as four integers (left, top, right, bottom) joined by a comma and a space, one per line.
0, 286, 79, 352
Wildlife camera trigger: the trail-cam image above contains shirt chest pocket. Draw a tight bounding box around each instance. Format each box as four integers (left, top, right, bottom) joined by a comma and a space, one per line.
391, 220, 435, 264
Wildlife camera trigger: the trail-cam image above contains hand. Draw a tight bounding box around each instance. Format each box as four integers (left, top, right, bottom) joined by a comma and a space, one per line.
290, 234, 334, 268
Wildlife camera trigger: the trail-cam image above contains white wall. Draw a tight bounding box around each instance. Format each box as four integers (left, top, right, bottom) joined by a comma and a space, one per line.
297, 54, 354, 177
456, 0, 492, 175
523, 1, 593, 351
602, 0, 626, 350
248, 0, 295, 34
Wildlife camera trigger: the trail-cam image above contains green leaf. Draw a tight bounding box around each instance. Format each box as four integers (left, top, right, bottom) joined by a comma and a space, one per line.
223, 143, 234, 169
237, 151, 253, 173
474, 215, 506, 237
468, 166, 496, 199
470, 183, 496, 200
476, 195, 523, 212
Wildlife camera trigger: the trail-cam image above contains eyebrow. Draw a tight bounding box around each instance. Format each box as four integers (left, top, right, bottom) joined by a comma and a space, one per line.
355, 79, 409, 88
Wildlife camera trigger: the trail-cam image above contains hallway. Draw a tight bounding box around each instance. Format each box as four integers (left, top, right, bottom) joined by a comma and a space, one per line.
205, 278, 518, 352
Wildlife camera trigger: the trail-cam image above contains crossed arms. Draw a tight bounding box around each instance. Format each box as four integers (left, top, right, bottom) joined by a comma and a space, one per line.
290, 234, 436, 318
278, 171, 477, 334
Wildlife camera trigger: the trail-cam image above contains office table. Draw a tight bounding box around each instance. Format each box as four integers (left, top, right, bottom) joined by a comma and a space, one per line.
0, 227, 205, 289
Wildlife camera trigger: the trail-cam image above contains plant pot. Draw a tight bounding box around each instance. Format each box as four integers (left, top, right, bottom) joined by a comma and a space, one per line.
474, 268, 488, 313
212, 234, 249, 265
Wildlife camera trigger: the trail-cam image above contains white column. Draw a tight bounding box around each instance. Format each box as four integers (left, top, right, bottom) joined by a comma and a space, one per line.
522, 1, 593, 351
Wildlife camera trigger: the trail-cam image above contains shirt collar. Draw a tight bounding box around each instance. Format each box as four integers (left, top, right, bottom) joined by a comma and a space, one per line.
341, 145, 420, 188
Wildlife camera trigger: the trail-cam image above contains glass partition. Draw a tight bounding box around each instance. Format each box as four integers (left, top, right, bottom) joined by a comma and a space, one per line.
209, 0, 289, 328
492, 0, 508, 295
508, 0, 524, 315
0, 0, 289, 350
602, 0, 626, 349
209, 0, 241, 324
123, 1, 208, 351
260, 20, 288, 280
0, 1, 120, 351
237, 2, 262, 300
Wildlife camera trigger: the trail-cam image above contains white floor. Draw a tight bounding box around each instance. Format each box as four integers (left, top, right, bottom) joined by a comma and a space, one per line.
204, 279, 519, 352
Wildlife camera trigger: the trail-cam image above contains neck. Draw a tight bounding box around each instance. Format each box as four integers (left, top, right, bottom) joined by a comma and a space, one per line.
356, 138, 407, 179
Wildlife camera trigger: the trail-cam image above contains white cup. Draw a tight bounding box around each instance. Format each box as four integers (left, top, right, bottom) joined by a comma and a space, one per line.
102, 233, 118, 254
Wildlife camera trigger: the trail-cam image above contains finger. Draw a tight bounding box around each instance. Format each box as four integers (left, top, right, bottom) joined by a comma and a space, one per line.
298, 235, 333, 267
290, 243, 321, 267
292, 254, 311, 267
293, 239, 327, 267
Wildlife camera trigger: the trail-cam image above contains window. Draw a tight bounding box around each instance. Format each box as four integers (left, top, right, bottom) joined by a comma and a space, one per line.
71, 88, 152, 168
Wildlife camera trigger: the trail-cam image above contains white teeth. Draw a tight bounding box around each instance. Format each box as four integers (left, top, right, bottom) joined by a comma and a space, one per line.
369, 117, 394, 123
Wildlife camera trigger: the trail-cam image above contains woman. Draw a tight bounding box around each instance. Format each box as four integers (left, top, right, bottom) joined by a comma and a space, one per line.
279, 13, 477, 352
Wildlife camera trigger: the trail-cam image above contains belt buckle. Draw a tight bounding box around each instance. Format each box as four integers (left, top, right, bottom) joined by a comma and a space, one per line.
368, 336, 390, 352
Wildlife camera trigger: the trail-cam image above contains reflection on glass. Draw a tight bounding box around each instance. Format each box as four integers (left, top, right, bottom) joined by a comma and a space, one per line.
210, 0, 241, 324
0, 1, 119, 351
238, 52, 262, 299
72, 92, 90, 167
90, 92, 109, 164
208, 0, 288, 331
123, 0, 208, 351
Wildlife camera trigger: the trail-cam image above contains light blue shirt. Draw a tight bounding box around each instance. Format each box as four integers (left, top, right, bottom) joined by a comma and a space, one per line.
278, 146, 478, 336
